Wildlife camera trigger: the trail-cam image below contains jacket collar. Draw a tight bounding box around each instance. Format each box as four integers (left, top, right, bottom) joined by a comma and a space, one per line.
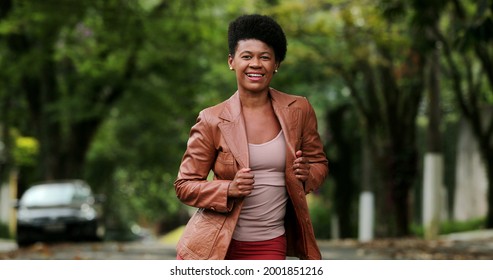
218, 88, 298, 121
217, 88, 300, 169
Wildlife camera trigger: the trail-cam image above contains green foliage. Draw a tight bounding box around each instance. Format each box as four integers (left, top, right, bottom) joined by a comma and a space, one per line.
2, 0, 492, 237
411, 218, 486, 237
11, 131, 39, 167
83, 0, 234, 231
309, 194, 333, 239
0, 222, 10, 239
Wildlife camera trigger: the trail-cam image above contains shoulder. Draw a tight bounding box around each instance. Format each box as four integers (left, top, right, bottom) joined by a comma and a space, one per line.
270, 88, 311, 109
201, 97, 229, 113
196, 94, 237, 125
199, 91, 242, 122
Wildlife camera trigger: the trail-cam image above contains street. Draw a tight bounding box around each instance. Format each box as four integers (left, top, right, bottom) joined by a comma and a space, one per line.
1, 229, 493, 260
0, 239, 178, 260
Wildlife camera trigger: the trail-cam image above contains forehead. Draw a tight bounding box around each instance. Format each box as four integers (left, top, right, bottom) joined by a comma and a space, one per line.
235, 39, 274, 53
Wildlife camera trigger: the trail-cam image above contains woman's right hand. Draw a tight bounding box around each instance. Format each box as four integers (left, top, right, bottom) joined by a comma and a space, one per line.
227, 168, 255, 198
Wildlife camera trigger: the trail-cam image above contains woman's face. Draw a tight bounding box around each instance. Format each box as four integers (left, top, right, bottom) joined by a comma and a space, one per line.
228, 39, 278, 94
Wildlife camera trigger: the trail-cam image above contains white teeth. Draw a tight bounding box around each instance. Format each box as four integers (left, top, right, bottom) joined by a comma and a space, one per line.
247, 74, 263, 77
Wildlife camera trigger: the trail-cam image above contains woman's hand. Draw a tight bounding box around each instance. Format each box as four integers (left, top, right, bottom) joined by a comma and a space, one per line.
293, 150, 310, 182
228, 168, 255, 198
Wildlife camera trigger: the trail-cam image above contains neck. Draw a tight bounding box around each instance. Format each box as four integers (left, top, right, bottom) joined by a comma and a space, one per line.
239, 89, 270, 109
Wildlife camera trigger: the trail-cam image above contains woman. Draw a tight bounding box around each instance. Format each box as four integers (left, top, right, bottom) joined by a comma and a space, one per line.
174, 14, 328, 260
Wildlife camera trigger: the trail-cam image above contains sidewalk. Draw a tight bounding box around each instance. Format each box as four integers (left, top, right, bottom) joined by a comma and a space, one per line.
318, 229, 493, 260
441, 229, 493, 241
0, 239, 16, 254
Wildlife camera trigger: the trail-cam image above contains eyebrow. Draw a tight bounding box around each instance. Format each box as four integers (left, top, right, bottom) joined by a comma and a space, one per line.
239, 50, 272, 55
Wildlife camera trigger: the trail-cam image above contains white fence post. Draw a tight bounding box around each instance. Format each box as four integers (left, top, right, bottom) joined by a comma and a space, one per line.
358, 191, 374, 242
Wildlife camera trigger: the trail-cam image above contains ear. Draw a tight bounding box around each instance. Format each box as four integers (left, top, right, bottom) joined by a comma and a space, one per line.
276, 62, 281, 70
228, 54, 234, 69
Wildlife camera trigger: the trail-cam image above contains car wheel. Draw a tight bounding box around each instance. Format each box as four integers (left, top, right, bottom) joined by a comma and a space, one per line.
16, 237, 34, 248
16, 227, 34, 247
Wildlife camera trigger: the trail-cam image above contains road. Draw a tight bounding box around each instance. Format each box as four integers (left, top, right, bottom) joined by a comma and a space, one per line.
0, 239, 384, 260
0, 239, 178, 260
1, 229, 493, 260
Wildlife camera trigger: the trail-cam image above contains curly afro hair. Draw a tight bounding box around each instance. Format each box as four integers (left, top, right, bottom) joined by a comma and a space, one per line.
228, 14, 287, 63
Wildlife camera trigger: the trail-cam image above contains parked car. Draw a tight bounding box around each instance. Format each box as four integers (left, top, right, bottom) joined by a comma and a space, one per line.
15, 180, 105, 246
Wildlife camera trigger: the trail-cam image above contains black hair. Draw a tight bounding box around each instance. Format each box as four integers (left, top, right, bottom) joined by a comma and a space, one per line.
228, 14, 287, 63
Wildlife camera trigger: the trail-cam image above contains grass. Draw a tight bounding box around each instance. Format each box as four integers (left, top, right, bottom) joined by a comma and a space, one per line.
159, 225, 185, 245
0, 223, 11, 239
412, 217, 486, 237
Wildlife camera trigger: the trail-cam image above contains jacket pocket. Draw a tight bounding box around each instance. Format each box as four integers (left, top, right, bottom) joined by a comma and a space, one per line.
213, 151, 236, 179
178, 208, 227, 259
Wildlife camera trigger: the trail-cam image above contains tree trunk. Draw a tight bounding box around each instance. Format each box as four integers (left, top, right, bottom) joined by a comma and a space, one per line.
377, 143, 417, 237
326, 104, 358, 238
486, 156, 493, 228
423, 44, 444, 239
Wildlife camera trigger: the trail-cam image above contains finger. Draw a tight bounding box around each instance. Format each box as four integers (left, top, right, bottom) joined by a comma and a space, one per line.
239, 186, 254, 193
293, 163, 304, 170
237, 178, 255, 186
295, 168, 306, 175
296, 150, 303, 158
239, 173, 255, 179
238, 185, 254, 196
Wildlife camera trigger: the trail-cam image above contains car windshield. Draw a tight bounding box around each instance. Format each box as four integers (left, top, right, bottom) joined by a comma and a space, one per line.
21, 183, 77, 207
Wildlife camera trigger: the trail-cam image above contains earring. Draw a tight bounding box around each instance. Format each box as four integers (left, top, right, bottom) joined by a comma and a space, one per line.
274, 69, 278, 73
229, 67, 234, 71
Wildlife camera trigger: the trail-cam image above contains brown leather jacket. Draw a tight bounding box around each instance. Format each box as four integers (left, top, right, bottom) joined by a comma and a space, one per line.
174, 88, 329, 260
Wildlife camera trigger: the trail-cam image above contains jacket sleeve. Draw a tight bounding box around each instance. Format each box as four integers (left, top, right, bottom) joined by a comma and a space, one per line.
174, 110, 233, 213
300, 98, 329, 194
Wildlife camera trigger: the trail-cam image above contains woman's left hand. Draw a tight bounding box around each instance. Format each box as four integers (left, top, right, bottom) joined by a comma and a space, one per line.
293, 150, 310, 182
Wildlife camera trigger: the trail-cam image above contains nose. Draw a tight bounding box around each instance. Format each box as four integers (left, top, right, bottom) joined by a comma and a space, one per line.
249, 57, 261, 68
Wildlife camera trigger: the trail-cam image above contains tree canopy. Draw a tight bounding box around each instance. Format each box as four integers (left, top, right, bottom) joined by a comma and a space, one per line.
1, 0, 492, 237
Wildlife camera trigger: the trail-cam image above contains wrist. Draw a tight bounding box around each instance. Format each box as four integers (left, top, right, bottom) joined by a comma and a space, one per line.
227, 181, 232, 196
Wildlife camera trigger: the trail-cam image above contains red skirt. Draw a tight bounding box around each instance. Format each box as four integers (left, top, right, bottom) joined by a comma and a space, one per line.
176, 234, 287, 260
225, 234, 287, 260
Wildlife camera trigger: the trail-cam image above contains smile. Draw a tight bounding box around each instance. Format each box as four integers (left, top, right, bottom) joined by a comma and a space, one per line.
246, 73, 264, 77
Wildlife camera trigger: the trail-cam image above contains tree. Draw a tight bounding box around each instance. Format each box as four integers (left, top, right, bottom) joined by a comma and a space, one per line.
0, 0, 145, 183
432, 0, 493, 227
273, 0, 425, 237
0, 0, 235, 231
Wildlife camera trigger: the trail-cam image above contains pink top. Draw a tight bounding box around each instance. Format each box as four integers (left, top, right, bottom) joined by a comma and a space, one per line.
233, 130, 288, 241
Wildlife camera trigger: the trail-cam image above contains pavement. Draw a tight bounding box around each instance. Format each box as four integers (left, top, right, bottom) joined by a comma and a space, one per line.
441, 229, 493, 241
318, 229, 493, 260
2, 229, 493, 260
0, 238, 17, 254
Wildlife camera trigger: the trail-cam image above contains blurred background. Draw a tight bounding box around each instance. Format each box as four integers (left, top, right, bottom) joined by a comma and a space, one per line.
0, 0, 492, 248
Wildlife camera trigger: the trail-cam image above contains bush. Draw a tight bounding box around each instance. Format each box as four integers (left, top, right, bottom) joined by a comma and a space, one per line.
440, 218, 486, 234
308, 195, 332, 239
411, 217, 486, 237
0, 222, 11, 239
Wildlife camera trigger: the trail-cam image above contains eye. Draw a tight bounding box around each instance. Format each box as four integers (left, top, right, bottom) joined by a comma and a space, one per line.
261, 55, 271, 60
242, 55, 252, 60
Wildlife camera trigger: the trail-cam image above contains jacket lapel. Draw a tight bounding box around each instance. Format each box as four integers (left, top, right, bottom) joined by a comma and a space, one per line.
217, 89, 301, 169
270, 88, 301, 157
218, 92, 250, 169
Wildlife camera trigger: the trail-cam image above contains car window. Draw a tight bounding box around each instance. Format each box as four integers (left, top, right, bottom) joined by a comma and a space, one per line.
21, 184, 76, 206
72, 186, 91, 204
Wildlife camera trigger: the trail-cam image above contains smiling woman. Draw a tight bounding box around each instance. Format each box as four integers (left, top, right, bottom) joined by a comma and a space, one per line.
229, 39, 278, 96
173, 14, 328, 260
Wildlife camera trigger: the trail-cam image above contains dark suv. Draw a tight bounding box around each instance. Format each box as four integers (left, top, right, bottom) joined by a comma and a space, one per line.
15, 180, 105, 246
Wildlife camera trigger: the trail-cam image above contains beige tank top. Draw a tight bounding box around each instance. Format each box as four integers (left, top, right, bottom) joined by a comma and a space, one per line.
232, 130, 288, 241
